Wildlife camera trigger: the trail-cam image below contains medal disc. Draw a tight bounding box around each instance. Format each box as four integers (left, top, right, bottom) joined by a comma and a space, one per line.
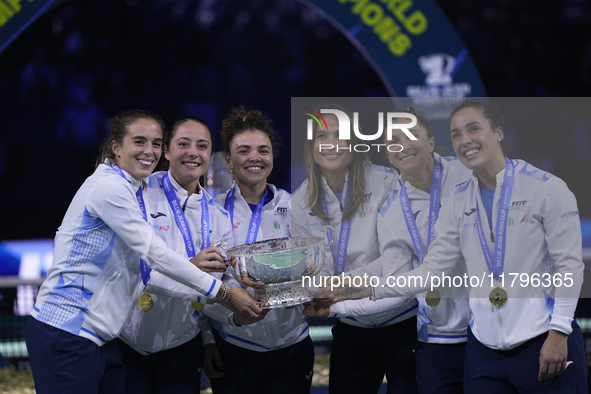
489, 287, 508, 307
191, 301, 205, 311
138, 292, 154, 312
425, 290, 441, 307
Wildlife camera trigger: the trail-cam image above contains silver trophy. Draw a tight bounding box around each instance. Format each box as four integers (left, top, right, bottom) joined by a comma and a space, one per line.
227, 226, 334, 308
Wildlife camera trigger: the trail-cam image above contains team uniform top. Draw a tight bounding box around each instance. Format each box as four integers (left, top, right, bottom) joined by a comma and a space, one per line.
291, 162, 415, 328
119, 171, 233, 355
375, 159, 584, 350
203, 184, 308, 352
350, 154, 471, 344
31, 163, 221, 347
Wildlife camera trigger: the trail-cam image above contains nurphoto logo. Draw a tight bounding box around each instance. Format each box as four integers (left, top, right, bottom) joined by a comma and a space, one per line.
303, 107, 418, 153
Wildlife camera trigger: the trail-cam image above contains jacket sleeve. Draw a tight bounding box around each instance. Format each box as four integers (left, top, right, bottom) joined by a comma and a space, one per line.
199, 318, 217, 345
375, 192, 463, 298
201, 271, 242, 325
329, 297, 410, 320
348, 201, 414, 279
542, 177, 584, 335
86, 176, 221, 299
145, 206, 235, 303
333, 210, 413, 318
145, 272, 209, 303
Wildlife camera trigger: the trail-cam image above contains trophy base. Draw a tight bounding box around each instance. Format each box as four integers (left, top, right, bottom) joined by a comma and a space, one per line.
254, 280, 312, 309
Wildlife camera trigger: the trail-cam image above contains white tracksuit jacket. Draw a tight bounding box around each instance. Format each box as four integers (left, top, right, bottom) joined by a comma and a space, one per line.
119, 171, 233, 355
374, 159, 584, 350
350, 155, 472, 343
31, 163, 221, 346
202, 184, 310, 352
292, 162, 417, 328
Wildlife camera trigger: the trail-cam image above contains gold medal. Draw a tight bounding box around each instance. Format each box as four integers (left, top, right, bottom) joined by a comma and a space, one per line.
489, 287, 508, 307
138, 291, 154, 312
425, 290, 441, 307
191, 301, 205, 311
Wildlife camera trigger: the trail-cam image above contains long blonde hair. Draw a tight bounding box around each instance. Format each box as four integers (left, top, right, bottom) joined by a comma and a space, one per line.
303, 104, 369, 223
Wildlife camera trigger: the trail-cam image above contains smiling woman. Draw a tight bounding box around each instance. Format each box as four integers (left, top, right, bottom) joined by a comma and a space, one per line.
165, 117, 214, 196
24, 110, 262, 394
116, 115, 263, 394
328, 100, 588, 393
291, 103, 417, 393
199, 107, 316, 394
110, 118, 163, 179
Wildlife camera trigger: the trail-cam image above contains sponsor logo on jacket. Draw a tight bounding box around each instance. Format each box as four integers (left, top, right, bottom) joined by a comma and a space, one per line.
510, 200, 527, 210
560, 211, 579, 219
464, 208, 476, 216
150, 223, 170, 232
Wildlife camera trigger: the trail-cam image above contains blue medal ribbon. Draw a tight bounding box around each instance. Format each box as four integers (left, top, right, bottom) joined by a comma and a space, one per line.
321, 177, 352, 276
399, 159, 443, 264
113, 165, 151, 286
224, 187, 235, 226
474, 158, 515, 281
162, 173, 210, 258
224, 185, 268, 244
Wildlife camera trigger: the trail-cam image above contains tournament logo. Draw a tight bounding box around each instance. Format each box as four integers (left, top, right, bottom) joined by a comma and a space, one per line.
406, 52, 472, 119
419, 53, 455, 86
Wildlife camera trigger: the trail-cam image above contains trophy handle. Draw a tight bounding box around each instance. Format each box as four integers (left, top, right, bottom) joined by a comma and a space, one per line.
214, 240, 228, 250
320, 225, 336, 246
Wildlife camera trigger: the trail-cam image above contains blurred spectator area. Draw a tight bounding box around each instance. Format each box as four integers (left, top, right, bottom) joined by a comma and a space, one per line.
1, 0, 591, 240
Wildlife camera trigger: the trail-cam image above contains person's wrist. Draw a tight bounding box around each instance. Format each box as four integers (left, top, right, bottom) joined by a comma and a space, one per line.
232, 314, 243, 327
548, 329, 568, 338
215, 283, 231, 303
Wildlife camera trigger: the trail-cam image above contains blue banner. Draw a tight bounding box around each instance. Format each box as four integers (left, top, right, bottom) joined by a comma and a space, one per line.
301, 0, 487, 100
0, 0, 60, 55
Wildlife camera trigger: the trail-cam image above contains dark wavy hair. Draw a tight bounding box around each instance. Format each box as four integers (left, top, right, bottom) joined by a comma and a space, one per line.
220, 106, 281, 157
451, 100, 506, 153
160, 116, 214, 171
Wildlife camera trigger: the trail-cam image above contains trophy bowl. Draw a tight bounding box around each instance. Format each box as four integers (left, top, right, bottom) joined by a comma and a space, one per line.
227, 227, 333, 308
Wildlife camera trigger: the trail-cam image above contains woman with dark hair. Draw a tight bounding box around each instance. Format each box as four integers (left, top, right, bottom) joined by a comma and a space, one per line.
343, 107, 472, 393
328, 100, 587, 393
292, 104, 415, 394
26, 110, 262, 394
201, 107, 315, 394
117, 116, 260, 394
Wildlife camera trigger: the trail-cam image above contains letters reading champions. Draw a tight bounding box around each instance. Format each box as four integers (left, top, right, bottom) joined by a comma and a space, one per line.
306, 109, 418, 153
